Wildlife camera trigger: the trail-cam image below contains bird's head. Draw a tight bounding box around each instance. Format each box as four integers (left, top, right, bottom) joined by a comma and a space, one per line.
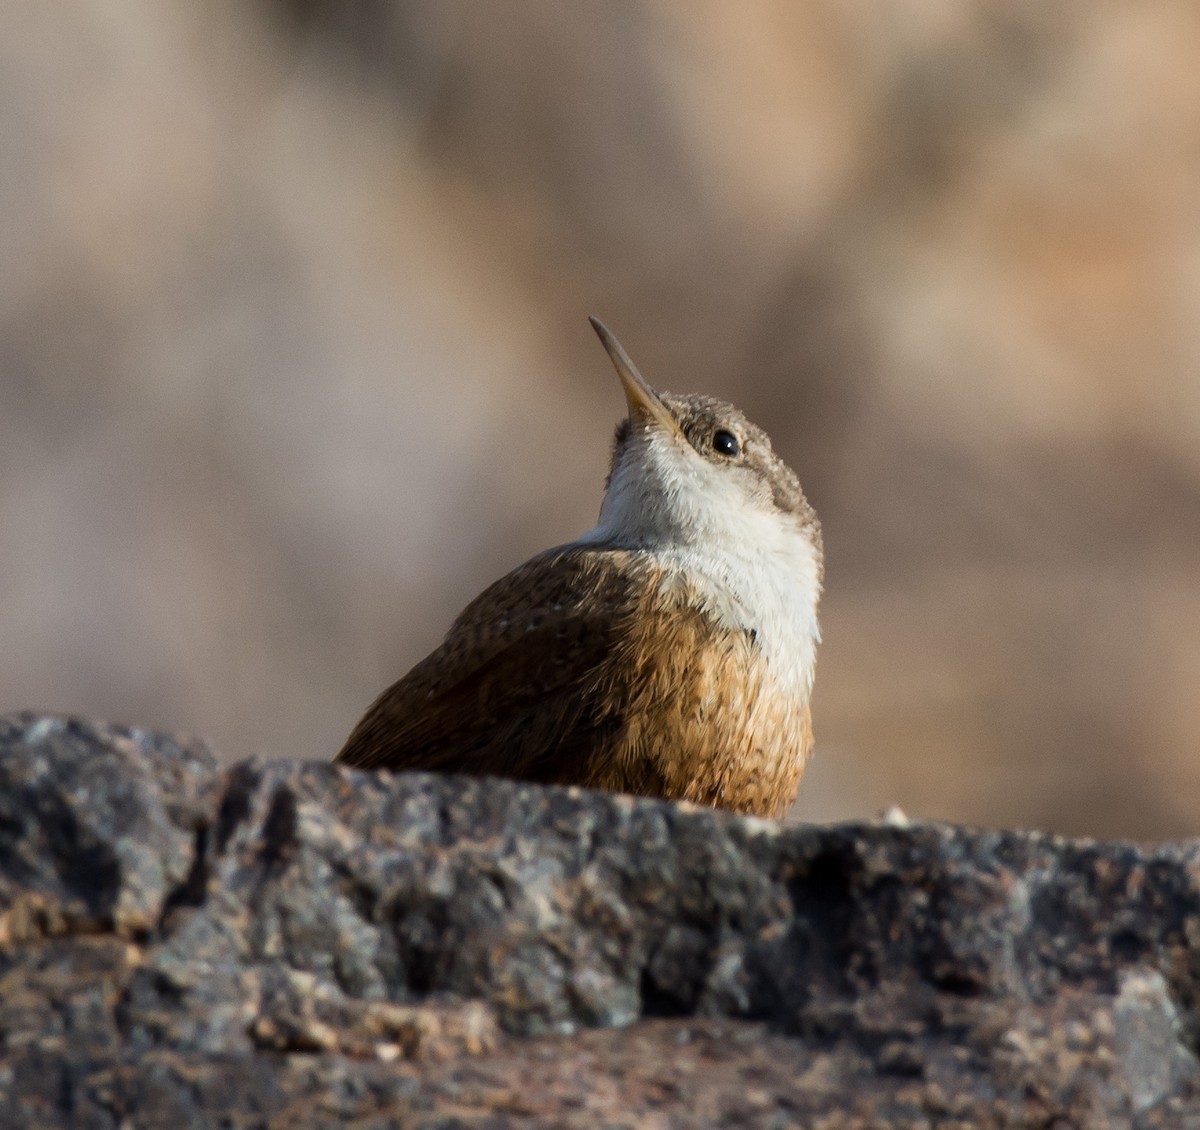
586, 317, 822, 579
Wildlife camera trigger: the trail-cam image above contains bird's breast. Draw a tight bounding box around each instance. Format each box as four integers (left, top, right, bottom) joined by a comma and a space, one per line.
650, 536, 821, 699
587, 566, 816, 817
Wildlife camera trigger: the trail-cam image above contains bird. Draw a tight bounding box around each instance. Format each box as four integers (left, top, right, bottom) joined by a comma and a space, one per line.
336, 317, 823, 818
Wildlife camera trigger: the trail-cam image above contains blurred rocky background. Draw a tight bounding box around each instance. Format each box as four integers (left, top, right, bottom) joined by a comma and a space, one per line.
2, 0, 1199, 838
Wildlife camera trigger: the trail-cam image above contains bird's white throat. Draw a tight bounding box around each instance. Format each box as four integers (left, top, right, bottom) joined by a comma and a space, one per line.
577, 429, 822, 695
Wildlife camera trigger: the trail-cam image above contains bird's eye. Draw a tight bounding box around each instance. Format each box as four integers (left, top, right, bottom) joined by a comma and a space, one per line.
712, 429, 740, 458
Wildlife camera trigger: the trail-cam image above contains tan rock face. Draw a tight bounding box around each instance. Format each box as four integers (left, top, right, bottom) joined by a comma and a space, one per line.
3, 4, 1200, 836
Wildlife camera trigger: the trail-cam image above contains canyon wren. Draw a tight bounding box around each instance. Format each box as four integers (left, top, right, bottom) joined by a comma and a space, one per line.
336, 317, 823, 818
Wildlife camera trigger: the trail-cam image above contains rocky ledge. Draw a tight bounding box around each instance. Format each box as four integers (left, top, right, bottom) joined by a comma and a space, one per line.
2, 713, 1199, 1127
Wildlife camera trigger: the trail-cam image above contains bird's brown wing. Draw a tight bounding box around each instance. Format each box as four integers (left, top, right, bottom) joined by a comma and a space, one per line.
335, 546, 656, 783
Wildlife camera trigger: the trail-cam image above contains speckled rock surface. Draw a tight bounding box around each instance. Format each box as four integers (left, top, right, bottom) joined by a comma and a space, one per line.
2, 713, 1200, 1127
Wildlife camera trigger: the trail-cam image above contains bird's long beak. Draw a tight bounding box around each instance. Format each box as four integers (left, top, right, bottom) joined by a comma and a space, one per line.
589, 316, 685, 439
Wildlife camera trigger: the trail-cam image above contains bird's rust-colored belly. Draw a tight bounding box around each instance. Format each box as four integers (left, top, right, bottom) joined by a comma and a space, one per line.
583, 596, 813, 818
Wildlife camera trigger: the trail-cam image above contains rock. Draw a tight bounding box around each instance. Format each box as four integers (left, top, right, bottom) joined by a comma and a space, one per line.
2, 712, 1200, 1126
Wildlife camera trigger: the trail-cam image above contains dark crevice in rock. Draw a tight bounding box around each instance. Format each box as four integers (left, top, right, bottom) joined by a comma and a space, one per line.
159, 824, 212, 924
214, 763, 260, 853
46, 795, 123, 925
638, 964, 694, 1018
1110, 928, 1145, 963
328, 858, 382, 923
390, 900, 445, 998
930, 968, 991, 997
260, 784, 299, 871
